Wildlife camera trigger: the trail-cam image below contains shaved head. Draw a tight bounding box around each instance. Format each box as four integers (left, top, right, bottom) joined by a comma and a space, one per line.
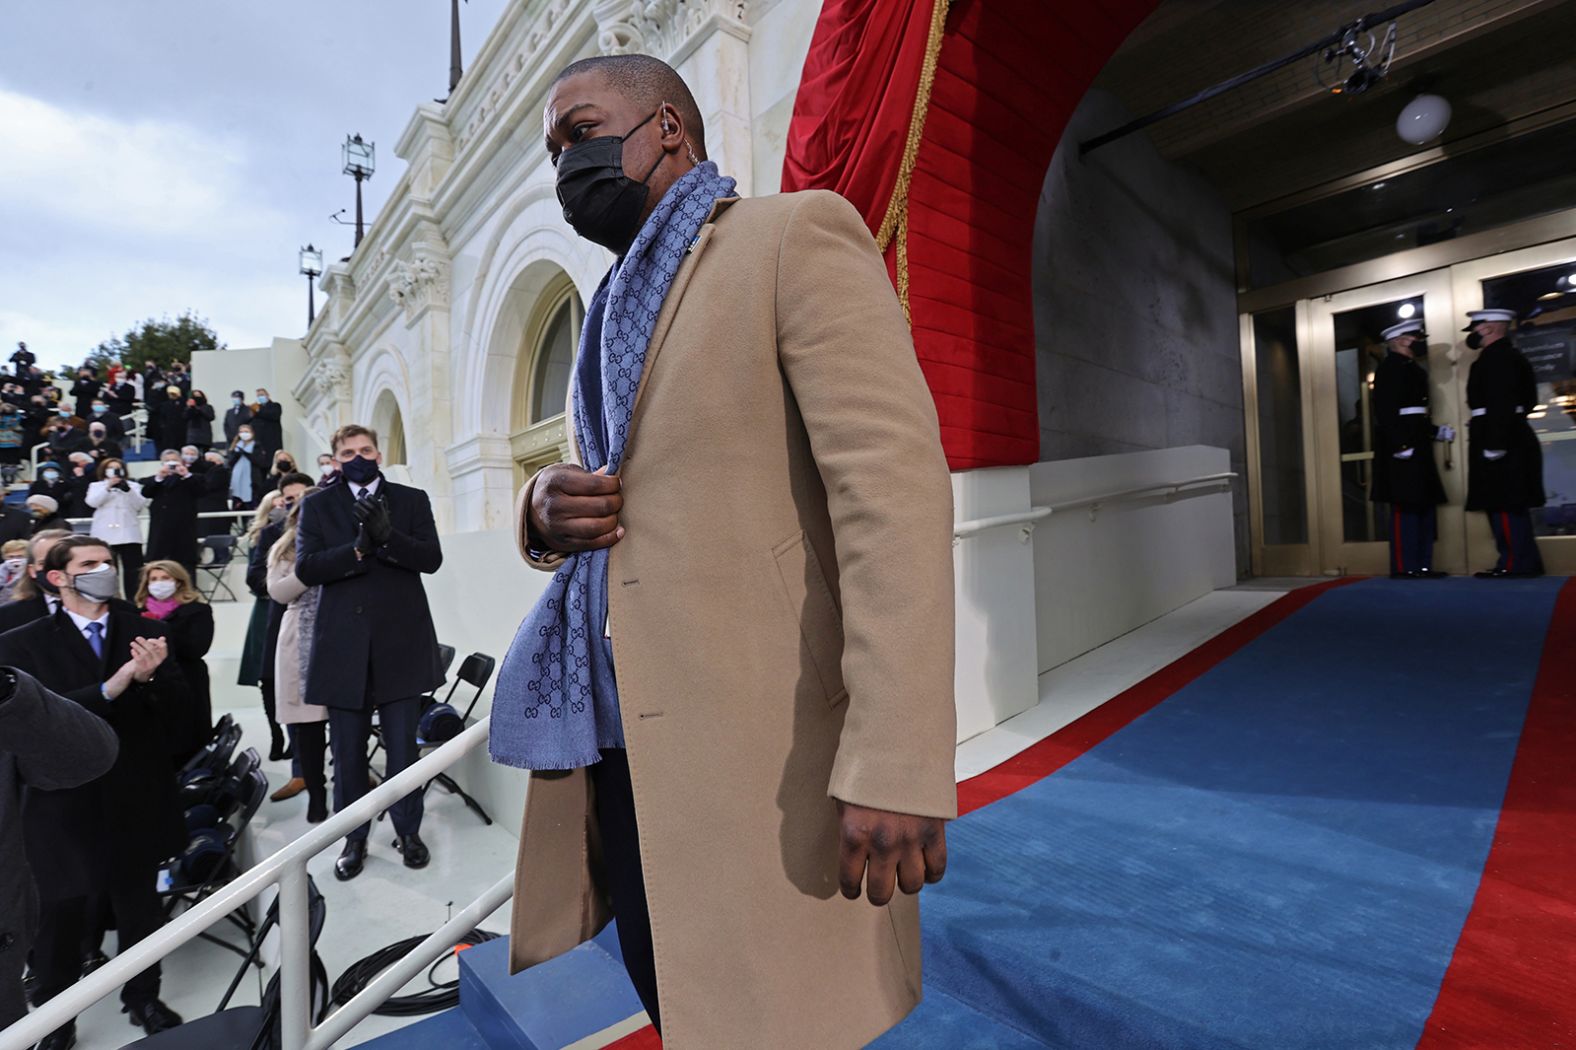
550, 55, 706, 159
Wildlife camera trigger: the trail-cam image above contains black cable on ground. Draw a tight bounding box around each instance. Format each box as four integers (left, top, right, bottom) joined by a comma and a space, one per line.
330, 928, 503, 1016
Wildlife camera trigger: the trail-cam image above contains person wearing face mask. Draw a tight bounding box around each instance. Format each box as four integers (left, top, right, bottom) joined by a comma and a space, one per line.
136, 561, 214, 760
1462, 308, 1546, 577
86, 458, 150, 599
110, 373, 137, 419
316, 453, 338, 484
0, 530, 73, 632
184, 389, 215, 452
87, 420, 124, 463
69, 365, 102, 421
43, 410, 88, 463
264, 484, 329, 820
223, 389, 253, 446
226, 424, 270, 511
501, 56, 956, 1045
143, 450, 204, 579
270, 450, 299, 481
1371, 320, 1452, 579
0, 535, 191, 1044
250, 388, 283, 457
189, 445, 231, 515
28, 460, 70, 503
87, 396, 126, 443
25, 495, 66, 534
151, 384, 186, 456
296, 424, 443, 880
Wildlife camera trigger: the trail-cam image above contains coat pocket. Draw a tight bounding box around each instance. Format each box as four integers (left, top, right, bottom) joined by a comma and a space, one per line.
771, 531, 848, 708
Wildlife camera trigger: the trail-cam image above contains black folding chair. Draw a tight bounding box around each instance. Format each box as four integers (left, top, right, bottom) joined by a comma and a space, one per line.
179, 717, 241, 780
127, 876, 331, 1050
162, 769, 269, 954
197, 534, 240, 602
418, 652, 497, 826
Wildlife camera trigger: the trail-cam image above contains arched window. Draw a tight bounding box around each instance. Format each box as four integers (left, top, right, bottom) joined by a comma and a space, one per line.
530, 297, 578, 423
510, 275, 583, 479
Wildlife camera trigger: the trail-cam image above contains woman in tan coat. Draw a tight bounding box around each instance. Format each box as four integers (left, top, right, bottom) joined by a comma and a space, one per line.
265, 490, 329, 822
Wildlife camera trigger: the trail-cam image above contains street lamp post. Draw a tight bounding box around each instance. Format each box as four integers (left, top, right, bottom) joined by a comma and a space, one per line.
450, 0, 466, 94
299, 244, 324, 326
342, 134, 376, 247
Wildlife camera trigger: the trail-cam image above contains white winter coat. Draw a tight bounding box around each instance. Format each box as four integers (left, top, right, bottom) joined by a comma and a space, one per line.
85, 478, 150, 546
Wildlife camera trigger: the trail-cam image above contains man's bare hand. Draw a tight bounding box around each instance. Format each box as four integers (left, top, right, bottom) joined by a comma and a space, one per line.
528, 464, 624, 554
836, 801, 947, 906
129, 636, 167, 682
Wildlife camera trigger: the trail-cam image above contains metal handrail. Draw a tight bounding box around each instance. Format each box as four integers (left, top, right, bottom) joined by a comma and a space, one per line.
952, 472, 1237, 539
23, 409, 149, 484
0, 717, 505, 1050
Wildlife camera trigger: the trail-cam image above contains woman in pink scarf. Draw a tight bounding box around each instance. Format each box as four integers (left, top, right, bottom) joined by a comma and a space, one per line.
138, 560, 214, 761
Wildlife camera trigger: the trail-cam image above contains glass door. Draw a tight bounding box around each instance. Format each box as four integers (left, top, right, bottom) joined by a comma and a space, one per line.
1306, 271, 1465, 575
1451, 238, 1576, 575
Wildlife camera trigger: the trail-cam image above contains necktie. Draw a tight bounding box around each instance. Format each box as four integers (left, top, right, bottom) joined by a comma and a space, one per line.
357, 487, 369, 501
86, 621, 104, 660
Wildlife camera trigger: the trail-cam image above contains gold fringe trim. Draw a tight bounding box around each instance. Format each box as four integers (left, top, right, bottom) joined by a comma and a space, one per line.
877, 0, 949, 323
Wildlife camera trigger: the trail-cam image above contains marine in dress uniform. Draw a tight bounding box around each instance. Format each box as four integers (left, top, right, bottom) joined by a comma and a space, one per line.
1371, 319, 1451, 577
1462, 308, 1546, 577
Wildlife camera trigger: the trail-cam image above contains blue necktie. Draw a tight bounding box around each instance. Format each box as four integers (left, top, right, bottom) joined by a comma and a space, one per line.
86, 621, 104, 660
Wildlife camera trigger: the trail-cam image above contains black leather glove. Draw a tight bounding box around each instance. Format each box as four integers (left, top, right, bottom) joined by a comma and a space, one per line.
353, 496, 393, 547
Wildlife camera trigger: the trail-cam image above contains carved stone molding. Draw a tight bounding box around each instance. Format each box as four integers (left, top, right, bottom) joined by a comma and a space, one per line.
633, 0, 749, 59
385, 254, 452, 322
593, 0, 645, 54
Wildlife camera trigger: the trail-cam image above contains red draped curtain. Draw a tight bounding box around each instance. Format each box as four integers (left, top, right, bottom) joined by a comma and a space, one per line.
781, 0, 1158, 470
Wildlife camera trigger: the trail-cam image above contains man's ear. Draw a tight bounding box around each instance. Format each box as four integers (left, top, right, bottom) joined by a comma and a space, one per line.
45, 568, 66, 590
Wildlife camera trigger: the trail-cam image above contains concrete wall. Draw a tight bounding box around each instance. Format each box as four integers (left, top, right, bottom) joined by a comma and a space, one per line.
192, 339, 318, 459
1031, 445, 1238, 674
1034, 88, 1248, 574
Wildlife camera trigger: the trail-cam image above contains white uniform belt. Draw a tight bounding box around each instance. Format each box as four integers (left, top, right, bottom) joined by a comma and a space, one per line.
1469, 406, 1526, 417
1397, 407, 1428, 416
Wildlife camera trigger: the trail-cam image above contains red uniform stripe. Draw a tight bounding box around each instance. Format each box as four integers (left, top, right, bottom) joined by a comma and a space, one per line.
1502, 512, 1515, 572
1416, 577, 1576, 1048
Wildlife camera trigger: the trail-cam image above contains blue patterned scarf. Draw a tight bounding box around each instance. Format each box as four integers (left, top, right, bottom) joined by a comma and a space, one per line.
489, 162, 736, 770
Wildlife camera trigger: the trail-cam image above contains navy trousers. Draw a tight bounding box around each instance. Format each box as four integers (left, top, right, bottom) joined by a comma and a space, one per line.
590, 749, 661, 1034
1388, 505, 1437, 574
1486, 509, 1545, 574
329, 695, 423, 841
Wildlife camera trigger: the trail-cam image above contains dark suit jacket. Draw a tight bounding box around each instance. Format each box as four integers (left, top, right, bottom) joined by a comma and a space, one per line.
296, 479, 443, 709
0, 669, 117, 997
0, 607, 190, 896
0, 507, 30, 545
251, 401, 283, 456
0, 594, 49, 635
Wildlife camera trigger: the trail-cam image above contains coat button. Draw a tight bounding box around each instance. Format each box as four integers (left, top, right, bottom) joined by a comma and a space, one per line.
0, 932, 13, 951
354, 605, 363, 615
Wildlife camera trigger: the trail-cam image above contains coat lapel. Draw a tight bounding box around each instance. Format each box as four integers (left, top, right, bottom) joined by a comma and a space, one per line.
623, 197, 737, 454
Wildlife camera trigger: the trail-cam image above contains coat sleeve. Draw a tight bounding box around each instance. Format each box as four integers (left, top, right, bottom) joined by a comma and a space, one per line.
295, 493, 367, 584
774, 190, 957, 821
267, 560, 308, 605
0, 668, 118, 790
374, 488, 443, 574
84, 479, 110, 508
170, 603, 215, 662
246, 528, 272, 597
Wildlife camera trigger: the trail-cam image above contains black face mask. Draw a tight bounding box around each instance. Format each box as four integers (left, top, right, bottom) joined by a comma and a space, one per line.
1465, 331, 1484, 350
554, 110, 664, 254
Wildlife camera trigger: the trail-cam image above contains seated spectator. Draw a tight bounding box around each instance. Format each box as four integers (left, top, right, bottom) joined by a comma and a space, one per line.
137, 560, 215, 759
86, 457, 149, 600
25, 494, 66, 534
0, 539, 28, 601
42, 413, 88, 462
28, 460, 71, 504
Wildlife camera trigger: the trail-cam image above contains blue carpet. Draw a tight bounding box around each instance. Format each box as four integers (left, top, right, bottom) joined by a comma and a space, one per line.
879, 577, 1564, 1050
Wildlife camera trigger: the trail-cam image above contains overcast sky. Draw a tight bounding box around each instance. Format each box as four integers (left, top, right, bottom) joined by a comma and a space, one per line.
1, 0, 515, 366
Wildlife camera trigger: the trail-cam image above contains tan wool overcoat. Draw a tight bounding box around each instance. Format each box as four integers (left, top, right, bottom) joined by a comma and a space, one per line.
509, 189, 958, 1048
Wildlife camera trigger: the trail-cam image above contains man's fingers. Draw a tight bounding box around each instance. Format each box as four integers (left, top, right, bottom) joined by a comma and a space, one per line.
550, 466, 622, 497
552, 515, 623, 543
922, 823, 948, 884
545, 492, 622, 522
838, 838, 868, 901
863, 845, 898, 907
896, 847, 927, 896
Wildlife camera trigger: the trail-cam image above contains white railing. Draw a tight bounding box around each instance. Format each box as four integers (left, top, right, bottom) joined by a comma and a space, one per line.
24, 409, 150, 484
951, 472, 1237, 540
0, 717, 510, 1050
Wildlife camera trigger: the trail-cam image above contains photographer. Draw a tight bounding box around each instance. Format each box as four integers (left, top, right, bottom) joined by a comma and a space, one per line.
86, 457, 149, 599
184, 390, 215, 452
143, 449, 204, 578
69, 365, 101, 421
